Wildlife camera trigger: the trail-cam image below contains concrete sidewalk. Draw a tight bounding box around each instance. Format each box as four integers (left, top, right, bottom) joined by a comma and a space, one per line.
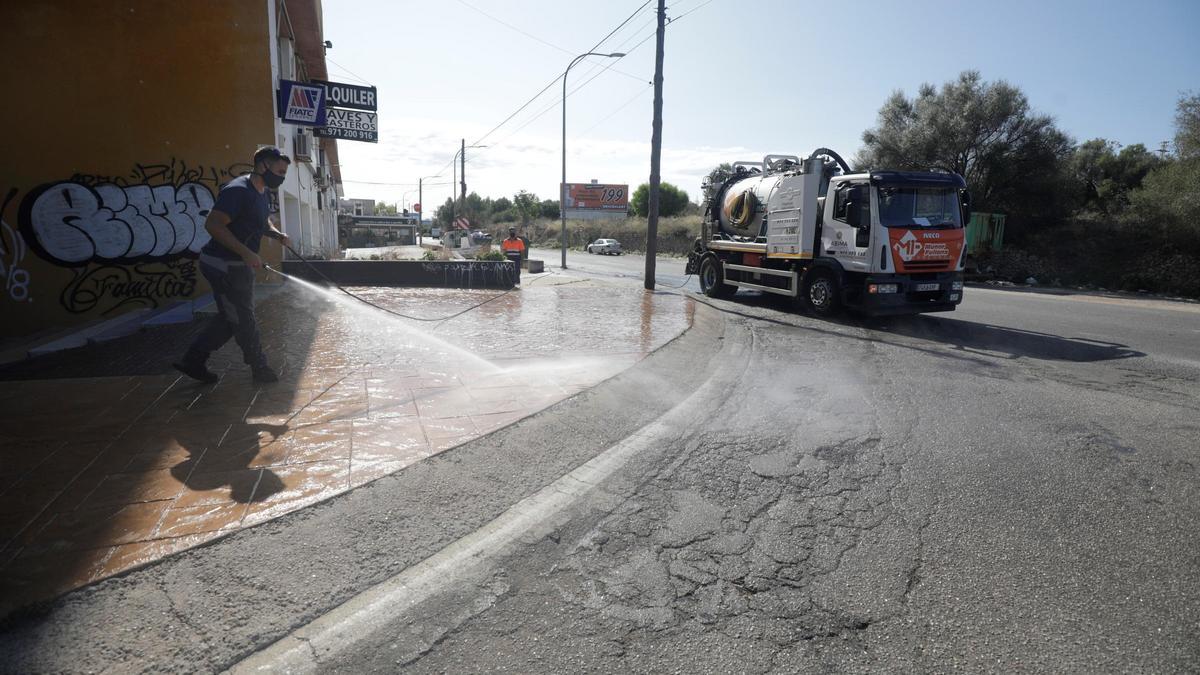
0, 273, 695, 617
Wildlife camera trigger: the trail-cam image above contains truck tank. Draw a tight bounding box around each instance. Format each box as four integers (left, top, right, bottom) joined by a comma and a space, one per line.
704, 149, 851, 239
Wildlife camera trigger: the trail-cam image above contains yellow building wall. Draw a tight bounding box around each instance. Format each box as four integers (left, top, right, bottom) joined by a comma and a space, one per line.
0, 2, 283, 340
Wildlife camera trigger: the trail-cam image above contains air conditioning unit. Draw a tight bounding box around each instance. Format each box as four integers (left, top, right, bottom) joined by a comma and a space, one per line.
294, 130, 313, 162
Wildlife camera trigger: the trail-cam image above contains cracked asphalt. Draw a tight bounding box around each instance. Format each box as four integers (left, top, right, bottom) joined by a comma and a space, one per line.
2, 255, 1198, 672
330, 280, 1200, 672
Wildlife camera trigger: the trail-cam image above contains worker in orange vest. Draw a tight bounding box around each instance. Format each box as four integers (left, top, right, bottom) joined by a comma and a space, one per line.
501, 227, 526, 285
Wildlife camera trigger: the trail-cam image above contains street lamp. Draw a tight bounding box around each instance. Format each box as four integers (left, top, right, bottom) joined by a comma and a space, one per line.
562, 51, 625, 270
417, 173, 443, 243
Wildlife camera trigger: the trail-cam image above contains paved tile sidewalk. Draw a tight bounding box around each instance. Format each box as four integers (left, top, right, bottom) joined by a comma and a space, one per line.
0, 278, 694, 615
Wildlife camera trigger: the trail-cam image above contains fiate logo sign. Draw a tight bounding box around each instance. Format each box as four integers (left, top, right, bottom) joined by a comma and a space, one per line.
277, 80, 326, 126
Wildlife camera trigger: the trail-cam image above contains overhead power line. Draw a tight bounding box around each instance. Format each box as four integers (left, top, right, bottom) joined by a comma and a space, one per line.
421, 0, 719, 185
427, 0, 653, 178
341, 180, 454, 186
492, 22, 661, 146
454, 0, 648, 83
324, 57, 373, 85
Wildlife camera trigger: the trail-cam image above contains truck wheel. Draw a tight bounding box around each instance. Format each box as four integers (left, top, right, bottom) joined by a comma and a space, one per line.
803, 269, 840, 316
699, 256, 734, 298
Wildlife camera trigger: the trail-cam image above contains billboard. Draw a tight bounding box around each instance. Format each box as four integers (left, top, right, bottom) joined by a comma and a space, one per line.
563, 183, 628, 211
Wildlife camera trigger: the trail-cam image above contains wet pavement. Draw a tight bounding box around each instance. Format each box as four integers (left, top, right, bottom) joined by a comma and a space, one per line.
0, 274, 694, 616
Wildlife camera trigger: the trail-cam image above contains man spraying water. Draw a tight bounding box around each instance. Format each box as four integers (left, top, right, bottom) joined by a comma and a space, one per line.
173, 145, 292, 384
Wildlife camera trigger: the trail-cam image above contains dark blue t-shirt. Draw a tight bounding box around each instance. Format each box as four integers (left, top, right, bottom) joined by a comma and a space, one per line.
201, 175, 270, 260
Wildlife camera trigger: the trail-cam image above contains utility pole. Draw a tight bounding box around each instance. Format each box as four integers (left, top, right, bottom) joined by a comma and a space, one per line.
644, 0, 666, 291
418, 177, 424, 244
460, 138, 467, 204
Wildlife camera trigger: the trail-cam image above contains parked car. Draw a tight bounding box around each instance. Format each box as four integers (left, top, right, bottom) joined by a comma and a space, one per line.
587, 238, 623, 255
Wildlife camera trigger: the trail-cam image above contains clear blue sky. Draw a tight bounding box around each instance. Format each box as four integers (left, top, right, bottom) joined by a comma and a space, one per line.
322, 0, 1200, 207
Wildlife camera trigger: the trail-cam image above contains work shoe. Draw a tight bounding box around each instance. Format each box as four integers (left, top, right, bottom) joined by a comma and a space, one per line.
173, 360, 219, 384
252, 365, 279, 383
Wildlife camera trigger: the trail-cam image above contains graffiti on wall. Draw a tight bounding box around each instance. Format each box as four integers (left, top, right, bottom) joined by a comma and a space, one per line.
10, 159, 249, 316
64, 157, 253, 192
1, 188, 33, 303
62, 259, 197, 315
20, 181, 215, 265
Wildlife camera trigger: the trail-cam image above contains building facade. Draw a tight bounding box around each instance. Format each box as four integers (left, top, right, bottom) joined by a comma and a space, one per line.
0, 0, 342, 340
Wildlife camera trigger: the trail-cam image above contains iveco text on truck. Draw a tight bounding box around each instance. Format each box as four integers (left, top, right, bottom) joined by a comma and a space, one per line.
686, 148, 971, 316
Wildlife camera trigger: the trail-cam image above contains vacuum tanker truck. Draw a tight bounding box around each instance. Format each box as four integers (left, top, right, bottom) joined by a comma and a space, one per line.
685, 148, 971, 316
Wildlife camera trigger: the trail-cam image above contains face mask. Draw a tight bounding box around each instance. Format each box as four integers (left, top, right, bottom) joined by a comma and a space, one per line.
259, 167, 285, 189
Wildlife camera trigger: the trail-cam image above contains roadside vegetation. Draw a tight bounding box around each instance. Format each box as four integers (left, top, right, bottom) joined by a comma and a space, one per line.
383, 72, 1198, 295
857, 72, 1200, 297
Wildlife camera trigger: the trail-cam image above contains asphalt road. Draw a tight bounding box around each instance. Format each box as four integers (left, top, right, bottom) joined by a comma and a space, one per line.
4, 251, 1198, 673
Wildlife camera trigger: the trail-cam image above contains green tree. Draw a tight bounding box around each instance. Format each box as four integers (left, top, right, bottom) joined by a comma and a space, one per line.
857, 71, 1075, 233
630, 182, 689, 217
513, 190, 541, 225
433, 197, 455, 227
1175, 92, 1200, 160
1071, 140, 1163, 213
1129, 93, 1200, 254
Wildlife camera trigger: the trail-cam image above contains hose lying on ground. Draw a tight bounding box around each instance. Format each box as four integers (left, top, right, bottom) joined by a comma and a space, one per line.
268, 242, 517, 322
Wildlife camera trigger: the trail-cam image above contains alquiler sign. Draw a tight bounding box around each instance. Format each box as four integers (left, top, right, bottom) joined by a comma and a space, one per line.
313, 79, 379, 143
313, 80, 377, 112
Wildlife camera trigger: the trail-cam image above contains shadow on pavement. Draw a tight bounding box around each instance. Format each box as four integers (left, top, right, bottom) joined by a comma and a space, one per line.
866, 315, 1146, 362
689, 291, 1144, 364
0, 289, 321, 622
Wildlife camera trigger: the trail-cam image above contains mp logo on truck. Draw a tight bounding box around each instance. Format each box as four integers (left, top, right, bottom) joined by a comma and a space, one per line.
893, 230, 924, 262
889, 228, 963, 271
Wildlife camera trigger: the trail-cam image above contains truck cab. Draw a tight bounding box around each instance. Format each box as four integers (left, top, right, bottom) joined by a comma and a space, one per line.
817, 171, 967, 314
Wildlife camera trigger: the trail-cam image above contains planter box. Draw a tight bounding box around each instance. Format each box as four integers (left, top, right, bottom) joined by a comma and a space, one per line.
281, 260, 516, 289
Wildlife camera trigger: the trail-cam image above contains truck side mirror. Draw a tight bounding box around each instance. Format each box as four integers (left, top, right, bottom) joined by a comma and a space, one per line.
846, 202, 861, 228
961, 190, 972, 224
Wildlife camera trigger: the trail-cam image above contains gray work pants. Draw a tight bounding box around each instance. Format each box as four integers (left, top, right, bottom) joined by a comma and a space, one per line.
505, 251, 522, 284
184, 257, 266, 368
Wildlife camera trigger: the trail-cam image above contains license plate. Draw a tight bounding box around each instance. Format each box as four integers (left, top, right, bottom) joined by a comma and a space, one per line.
916, 282, 940, 292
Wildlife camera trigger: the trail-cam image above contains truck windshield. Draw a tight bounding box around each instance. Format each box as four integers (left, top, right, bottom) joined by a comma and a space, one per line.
877, 187, 962, 228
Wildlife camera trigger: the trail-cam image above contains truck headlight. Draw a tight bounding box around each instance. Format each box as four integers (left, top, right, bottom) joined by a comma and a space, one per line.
868, 283, 899, 294
950, 292, 960, 301
951, 281, 963, 290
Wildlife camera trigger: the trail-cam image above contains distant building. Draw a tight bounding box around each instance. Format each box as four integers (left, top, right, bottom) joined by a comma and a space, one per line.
342, 198, 376, 217
342, 215, 420, 247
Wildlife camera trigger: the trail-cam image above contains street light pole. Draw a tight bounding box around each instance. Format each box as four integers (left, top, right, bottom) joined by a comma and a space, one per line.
417, 173, 441, 244
451, 143, 487, 229
561, 51, 625, 270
